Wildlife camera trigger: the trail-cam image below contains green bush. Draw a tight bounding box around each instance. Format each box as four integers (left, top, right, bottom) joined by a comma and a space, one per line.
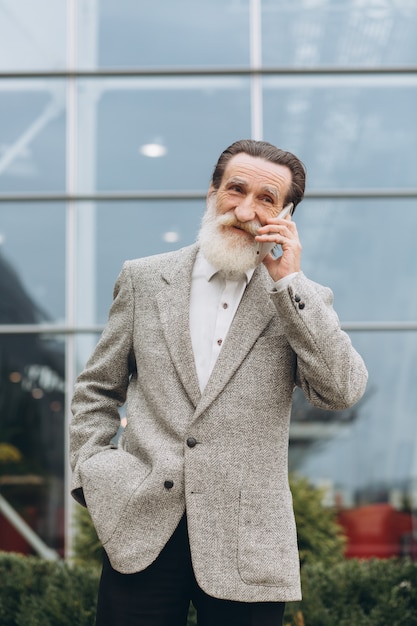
0, 553, 98, 626
284, 558, 417, 626
72, 504, 103, 569
290, 474, 346, 567
1, 552, 416, 624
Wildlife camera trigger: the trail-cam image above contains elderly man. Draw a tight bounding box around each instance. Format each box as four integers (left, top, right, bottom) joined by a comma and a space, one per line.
70, 139, 367, 626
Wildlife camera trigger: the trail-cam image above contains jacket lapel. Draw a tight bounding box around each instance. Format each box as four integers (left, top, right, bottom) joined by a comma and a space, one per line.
193, 265, 276, 419
156, 246, 277, 416
156, 245, 201, 408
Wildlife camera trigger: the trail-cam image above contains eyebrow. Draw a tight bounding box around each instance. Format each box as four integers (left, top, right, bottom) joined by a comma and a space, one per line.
226, 176, 247, 188
226, 177, 279, 200
262, 186, 279, 201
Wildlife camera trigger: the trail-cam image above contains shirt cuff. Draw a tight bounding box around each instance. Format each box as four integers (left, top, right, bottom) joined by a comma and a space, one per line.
270, 272, 300, 293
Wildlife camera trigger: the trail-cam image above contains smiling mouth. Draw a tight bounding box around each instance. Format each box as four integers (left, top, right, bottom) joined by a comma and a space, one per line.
229, 224, 255, 238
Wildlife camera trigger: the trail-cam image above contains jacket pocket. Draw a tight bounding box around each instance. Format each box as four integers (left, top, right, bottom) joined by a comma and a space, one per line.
237, 489, 299, 587
80, 448, 150, 545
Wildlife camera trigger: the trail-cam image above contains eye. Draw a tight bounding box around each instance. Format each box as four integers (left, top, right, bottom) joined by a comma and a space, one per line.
262, 196, 274, 204
229, 185, 243, 194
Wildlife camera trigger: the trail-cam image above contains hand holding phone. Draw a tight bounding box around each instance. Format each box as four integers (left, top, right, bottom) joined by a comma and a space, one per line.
256, 202, 294, 263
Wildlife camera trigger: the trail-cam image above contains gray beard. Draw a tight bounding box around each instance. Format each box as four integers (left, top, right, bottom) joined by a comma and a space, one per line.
197, 195, 261, 276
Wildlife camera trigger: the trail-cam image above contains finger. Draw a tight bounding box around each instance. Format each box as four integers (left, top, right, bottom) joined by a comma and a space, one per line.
256, 224, 291, 240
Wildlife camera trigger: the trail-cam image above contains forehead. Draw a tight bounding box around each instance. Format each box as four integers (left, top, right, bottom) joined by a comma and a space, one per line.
222, 153, 292, 192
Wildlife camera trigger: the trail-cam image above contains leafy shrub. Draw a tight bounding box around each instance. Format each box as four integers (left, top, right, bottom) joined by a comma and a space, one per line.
1, 552, 416, 625
290, 474, 346, 567
188, 602, 197, 625
72, 504, 103, 569
0, 553, 98, 626
284, 558, 417, 626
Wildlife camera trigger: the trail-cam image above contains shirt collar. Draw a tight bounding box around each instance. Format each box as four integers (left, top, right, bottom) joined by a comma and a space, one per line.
196, 250, 255, 284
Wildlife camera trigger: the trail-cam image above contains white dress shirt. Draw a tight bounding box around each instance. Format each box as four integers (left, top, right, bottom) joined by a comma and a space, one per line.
189, 251, 297, 392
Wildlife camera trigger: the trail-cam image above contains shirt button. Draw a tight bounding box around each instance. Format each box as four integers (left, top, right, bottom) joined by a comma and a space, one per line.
298, 302, 305, 310
164, 480, 174, 489
187, 437, 197, 448
222, 302, 228, 309
217, 338, 223, 346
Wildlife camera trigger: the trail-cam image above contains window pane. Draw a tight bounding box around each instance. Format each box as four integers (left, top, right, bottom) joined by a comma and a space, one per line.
296, 198, 417, 322
96, 0, 250, 68
75, 200, 204, 324
262, 0, 417, 67
0, 82, 66, 193
0, 1, 66, 71
290, 330, 417, 554
76, 77, 251, 193
0, 204, 65, 322
0, 333, 65, 555
263, 76, 417, 190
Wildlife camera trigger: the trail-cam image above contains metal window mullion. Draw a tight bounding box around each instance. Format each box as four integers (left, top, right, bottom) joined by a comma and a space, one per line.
1, 321, 417, 334
64, 0, 78, 561
250, 0, 263, 140
0, 66, 416, 79
2, 189, 417, 203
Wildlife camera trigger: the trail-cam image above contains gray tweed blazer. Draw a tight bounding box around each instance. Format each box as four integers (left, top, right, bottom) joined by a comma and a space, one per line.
70, 243, 367, 602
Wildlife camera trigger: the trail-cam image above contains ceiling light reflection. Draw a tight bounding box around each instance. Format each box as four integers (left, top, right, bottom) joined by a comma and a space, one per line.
163, 231, 180, 243
139, 142, 167, 158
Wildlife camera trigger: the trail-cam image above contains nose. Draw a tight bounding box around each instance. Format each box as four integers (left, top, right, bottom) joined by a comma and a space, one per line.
234, 195, 256, 222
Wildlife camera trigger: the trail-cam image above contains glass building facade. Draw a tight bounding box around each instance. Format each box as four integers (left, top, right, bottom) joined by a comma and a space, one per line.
0, 0, 416, 558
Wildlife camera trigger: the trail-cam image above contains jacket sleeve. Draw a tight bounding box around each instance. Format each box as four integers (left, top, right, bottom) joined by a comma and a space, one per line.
69, 262, 136, 505
270, 271, 368, 410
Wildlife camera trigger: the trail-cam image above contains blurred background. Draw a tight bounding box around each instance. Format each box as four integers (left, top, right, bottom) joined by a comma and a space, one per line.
0, 0, 416, 561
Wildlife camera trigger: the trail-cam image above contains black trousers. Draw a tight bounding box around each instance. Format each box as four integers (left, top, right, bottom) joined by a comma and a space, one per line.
95, 515, 285, 626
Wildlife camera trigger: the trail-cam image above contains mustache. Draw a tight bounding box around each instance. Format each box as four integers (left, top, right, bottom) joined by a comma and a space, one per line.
217, 213, 261, 237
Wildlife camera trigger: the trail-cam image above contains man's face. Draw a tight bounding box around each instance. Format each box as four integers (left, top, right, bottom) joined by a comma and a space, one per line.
198, 153, 293, 275
213, 152, 292, 245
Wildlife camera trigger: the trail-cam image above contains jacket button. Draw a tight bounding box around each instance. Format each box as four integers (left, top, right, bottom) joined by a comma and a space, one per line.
164, 480, 174, 489
294, 294, 301, 302
187, 437, 197, 448
298, 302, 305, 310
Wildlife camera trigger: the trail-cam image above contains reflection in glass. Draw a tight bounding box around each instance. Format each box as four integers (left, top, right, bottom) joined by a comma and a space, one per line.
92, 77, 251, 192
263, 77, 417, 190
0, 82, 66, 193
262, 0, 417, 68
0, 336, 65, 555
97, 0, 250, 68
0, 1, 66, 71
0, 205, 65, 321
289, 330, 417, 558
76, 200, 205, 324
295, 198, 417, 322
0, 251, 65, 554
